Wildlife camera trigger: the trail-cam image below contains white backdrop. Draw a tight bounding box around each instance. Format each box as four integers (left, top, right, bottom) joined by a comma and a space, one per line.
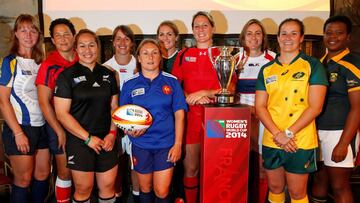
43, 0, 330, 36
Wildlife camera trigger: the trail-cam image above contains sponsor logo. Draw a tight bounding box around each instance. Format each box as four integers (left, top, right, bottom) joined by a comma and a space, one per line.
281, 69, 289, 75
206, 119, 248, 139
292, 72, 305, 79
92, 82, 100, 87
162, 85, 172, 95
248, 63, 260, 67
199, 51, 207, 56
347, 78, 358, 87
185, 56, 196, 62
131, 88, 145, 97
73, 76, 86, 84
119, 68, 127, 73
103, 75, 110, 83
265, 75, 277, 84
126, 108, 144, 118
21, 70, 32, 75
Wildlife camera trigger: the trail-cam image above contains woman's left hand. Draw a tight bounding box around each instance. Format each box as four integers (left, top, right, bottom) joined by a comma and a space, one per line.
167, 143, 182, 163
331, 143, 348, 162
102, 133, 116, 151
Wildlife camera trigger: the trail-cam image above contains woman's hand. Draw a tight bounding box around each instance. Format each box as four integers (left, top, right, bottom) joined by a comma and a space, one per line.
102, 133, 116, 151
186, 90, 215, 105
125, 129, 146, 138
87, 135, 104, 154
273, 132, 297, 152
167, 143, 182, 163
331, 143, 348, 163
56, 128, 67, 152
15, 133, 30, 154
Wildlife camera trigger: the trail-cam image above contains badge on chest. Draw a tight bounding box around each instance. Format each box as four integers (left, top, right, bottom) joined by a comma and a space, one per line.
132, 88, 145, 97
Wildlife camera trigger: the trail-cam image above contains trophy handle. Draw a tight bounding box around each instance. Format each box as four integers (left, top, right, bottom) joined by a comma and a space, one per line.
234, 47, 244, 67
208, 47, 217, 68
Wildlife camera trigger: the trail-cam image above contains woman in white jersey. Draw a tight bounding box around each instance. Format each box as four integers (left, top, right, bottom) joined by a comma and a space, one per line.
0, 14, 50, 203
236, 19, 275, 203
103, 25, 139, 202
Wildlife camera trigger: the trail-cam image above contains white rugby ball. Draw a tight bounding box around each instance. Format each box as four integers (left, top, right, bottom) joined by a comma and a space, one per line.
112, 104, 153, 132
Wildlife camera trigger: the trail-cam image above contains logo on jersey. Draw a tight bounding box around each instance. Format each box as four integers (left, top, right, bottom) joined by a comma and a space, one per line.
281, 70, 289, 76
68, 155, 75, 165
199, 51, 207, 56
21, 70, 32, 75
131, 88, 145, 97
162, 85, 172, 95
119, 68, 127, 73
185, 57, 196, 62
103, 75, 110, 83
292, 72, 305, 79
206, 119, 248, 139
329, 73, 338, 82
347, 79, 358, 87
73, 76, 86, 84
265, 75, 277, 84
92, 82, 100, 87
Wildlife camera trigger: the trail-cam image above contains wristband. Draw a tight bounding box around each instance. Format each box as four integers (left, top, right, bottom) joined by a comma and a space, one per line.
109, 130, 117, 137
84, 134, 92, 145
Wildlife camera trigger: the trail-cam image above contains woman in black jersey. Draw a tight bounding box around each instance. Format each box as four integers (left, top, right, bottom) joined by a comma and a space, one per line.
54, 29, 119, 203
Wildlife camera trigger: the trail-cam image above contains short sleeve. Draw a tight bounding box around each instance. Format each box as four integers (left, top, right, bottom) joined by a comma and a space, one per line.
119, 81, 133, 106
309, 59, 328, 86
54, 71, 72, 99
255, 67, 266, 91
171, 49, 185, 82
0, 56, 15, 87
109, 71, 119, 96
171, 79, 188, 113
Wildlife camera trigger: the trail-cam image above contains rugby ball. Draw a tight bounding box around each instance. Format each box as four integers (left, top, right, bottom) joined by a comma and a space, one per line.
112, 104, 153, 132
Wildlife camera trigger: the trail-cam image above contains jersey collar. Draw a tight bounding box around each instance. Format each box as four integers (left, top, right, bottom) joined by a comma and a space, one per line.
320, 48, 350, 63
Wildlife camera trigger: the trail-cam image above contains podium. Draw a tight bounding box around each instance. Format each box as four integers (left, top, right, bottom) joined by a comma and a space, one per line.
200, 105, 251, 203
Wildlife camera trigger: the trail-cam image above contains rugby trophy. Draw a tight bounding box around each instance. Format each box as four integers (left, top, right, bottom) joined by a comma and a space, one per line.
208, 46, 244, 106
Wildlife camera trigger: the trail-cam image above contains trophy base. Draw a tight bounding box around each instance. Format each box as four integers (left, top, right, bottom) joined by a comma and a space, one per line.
215, 93, 234, 106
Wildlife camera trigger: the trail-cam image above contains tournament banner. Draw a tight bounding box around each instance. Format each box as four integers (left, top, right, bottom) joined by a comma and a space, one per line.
201, 105, 251, 203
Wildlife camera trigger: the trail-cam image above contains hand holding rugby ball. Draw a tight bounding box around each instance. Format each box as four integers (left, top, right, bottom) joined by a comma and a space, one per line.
112, 104, 153, 133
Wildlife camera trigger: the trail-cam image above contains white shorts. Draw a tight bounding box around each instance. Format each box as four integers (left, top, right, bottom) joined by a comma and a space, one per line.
318, 130, 355, 168
121, 135, 134, 169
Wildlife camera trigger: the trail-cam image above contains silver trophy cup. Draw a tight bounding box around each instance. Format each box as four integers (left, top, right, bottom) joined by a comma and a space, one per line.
208, 46, 244, 105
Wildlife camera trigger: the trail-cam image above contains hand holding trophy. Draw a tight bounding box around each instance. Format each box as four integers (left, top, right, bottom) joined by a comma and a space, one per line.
208, 46, 245, 106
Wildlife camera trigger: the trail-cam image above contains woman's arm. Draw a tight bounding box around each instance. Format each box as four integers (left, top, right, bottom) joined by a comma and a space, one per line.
332, 90, 360, 162
186, 89, 220, 105
102, 94, 119, 151
168, 109, 185, 163
0, 86, 29, 154
54, 96, 104, 154
37, 85, 66, 151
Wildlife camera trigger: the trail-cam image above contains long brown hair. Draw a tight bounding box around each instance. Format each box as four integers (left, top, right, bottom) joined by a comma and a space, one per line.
9, 14, 43, 64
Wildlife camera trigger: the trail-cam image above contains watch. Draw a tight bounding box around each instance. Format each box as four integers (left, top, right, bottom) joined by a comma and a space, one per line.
285, 129, 294, 138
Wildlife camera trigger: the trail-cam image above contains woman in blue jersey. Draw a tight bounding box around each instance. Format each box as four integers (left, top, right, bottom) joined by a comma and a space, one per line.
237, 19, 275, 203
157, 20, 180, 73
255, 18, 328, 203
121, 39, 187, 203
0, 14, 50, 203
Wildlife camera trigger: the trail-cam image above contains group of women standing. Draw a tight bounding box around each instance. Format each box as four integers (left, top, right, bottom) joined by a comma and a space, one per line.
0, 11, 359, 203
